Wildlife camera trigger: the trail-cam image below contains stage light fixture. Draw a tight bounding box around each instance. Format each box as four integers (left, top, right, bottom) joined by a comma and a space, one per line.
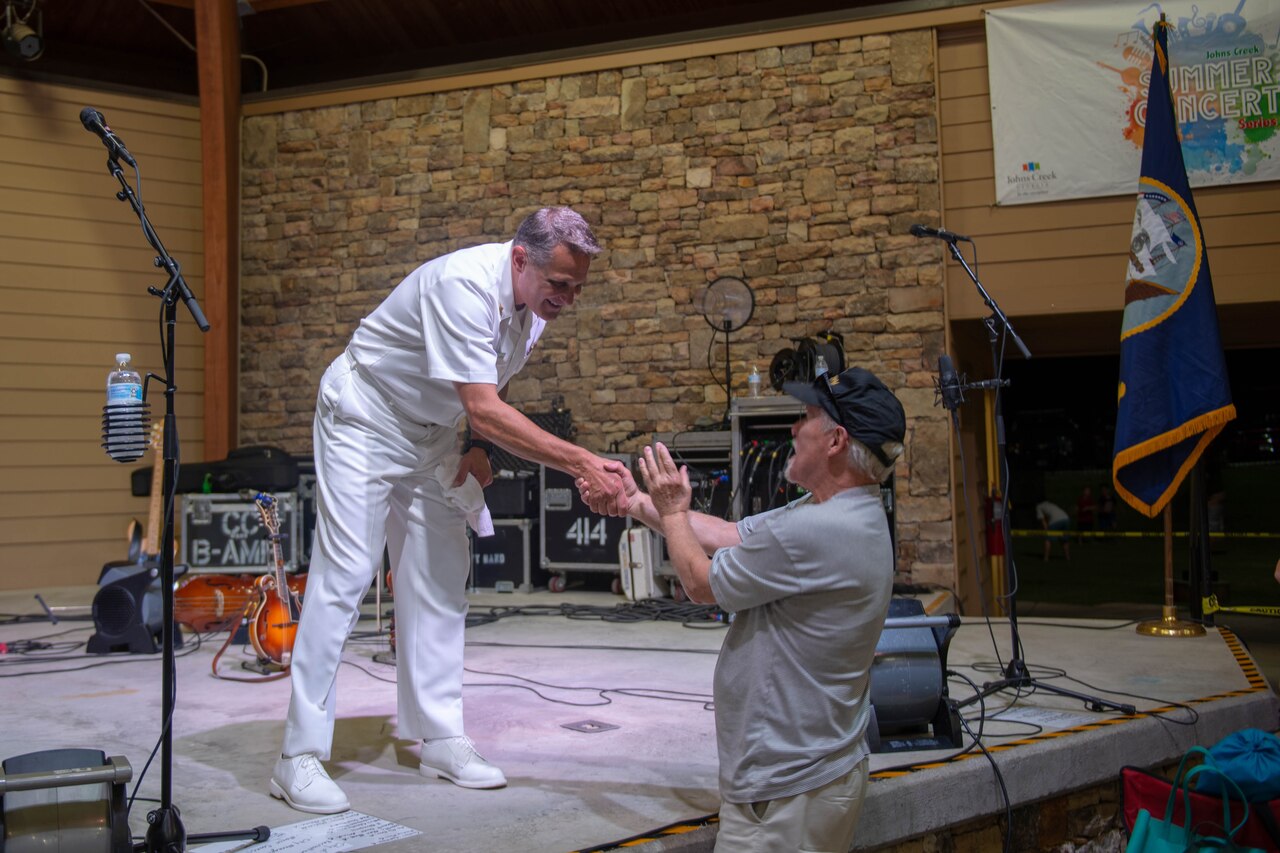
2, 1, 43, 61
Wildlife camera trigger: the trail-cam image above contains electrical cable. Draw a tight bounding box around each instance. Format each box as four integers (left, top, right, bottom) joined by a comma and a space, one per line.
946, 386, 1008, 673
949, 668, 1012, 853
341, 655, 716, 711
741, 440, 770, 513
0, 628, 204, 676
763, 443, 785, 509
957, 712, 1013, 853
726, 441, 761, 512
705, 331, 723, 396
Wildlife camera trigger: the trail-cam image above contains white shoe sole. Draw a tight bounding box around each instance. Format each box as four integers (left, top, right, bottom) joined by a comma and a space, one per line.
269, 778, 351, 814
419, 765, 507, 789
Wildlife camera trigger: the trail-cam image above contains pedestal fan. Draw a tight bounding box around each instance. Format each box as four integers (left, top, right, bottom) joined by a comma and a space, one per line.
696, 276, 755, 424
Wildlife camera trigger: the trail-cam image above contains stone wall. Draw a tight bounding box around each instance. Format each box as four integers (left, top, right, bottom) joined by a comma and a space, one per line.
239, 28, 954, 583
873, 776, 1125, 852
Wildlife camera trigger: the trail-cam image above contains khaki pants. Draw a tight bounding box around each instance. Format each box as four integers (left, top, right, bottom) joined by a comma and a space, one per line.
714, 757, 870, 853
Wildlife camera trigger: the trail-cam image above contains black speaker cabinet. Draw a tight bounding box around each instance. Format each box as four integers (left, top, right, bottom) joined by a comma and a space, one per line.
87, 564, 184, 655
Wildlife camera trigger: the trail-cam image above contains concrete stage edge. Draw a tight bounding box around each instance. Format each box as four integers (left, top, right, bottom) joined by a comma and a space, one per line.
0, 585, 1274, 852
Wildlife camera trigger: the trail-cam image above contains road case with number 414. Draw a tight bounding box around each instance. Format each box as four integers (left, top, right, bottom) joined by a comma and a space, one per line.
539, 456, 631, 580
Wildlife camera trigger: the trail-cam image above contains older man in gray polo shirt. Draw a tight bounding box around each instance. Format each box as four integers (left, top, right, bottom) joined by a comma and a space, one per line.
593, 366, 904, 853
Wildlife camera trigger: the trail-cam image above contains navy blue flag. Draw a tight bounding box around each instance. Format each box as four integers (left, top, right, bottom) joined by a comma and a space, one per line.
1113, 20, 1235, 518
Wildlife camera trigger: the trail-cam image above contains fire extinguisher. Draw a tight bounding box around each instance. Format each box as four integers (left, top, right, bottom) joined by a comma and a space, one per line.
986, 493, 1006, 557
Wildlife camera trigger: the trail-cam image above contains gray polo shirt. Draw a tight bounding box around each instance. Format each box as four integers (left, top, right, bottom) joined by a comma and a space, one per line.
708, 485, 893, 803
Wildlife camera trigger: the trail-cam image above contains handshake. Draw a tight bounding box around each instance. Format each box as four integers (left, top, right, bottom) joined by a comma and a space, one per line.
575, 444, 692, 521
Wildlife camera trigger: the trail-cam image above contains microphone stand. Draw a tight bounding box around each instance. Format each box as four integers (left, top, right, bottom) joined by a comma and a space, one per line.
721, 318, 734, 428
942, 240, 1135, 717
100, 153, 268, 851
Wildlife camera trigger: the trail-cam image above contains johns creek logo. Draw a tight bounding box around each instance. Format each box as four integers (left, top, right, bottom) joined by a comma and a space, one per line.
1007, 160, 1058, 188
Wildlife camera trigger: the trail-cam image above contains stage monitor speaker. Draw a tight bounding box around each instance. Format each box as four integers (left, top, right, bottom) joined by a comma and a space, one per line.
0, 748, 132, 853
86, 564, 184, 655
867, 598, 963, 753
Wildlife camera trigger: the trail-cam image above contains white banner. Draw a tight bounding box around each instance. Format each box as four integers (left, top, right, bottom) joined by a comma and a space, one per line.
986, 0, 1280, 205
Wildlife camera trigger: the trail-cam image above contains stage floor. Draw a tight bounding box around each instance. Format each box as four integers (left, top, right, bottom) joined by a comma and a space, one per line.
0, 584, 1274, 852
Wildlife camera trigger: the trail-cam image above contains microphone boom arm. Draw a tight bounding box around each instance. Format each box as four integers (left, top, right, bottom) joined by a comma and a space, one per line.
946, 240, 1031, 360
105, 157, 210, 332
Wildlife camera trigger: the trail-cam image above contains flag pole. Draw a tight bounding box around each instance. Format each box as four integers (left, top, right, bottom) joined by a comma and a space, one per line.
1137, 505, 1204, 636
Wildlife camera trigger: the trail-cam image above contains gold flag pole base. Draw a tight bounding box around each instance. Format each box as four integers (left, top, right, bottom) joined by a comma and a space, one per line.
1136, 606, 1206, 637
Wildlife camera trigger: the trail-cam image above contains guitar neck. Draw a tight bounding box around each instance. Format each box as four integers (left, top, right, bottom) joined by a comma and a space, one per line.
270, 528, 291, 614
258, 497, 298, 623
143, 424, 163, 557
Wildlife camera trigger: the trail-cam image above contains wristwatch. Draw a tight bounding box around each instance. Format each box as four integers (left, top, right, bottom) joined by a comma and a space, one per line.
463, 437, 495, 458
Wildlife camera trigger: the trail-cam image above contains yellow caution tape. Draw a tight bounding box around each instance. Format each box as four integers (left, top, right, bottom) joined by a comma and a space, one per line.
1011, 529, 1279, 539
1203, 595, 1280, 618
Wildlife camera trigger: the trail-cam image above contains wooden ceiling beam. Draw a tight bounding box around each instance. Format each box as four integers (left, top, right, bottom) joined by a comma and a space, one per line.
195, 0, 240, 458
151, 0, 330, 9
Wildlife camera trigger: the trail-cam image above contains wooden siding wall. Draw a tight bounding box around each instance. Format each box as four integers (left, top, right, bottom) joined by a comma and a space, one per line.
936, 24, 1280, 613
0, 78, 205, 591
938, 24, 1278, 328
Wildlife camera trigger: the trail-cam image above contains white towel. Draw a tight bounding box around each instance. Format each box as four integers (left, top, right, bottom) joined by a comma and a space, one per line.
434, 464, 495, 537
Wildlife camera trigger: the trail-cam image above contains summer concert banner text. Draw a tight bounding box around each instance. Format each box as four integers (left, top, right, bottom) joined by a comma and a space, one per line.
986, 0, 1280, 205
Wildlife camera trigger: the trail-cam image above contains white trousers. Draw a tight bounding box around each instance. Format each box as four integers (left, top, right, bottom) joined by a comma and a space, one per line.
282, 355, 470, 760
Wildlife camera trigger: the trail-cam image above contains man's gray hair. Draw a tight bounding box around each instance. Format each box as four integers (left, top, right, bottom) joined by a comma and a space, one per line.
817, 411, 902, 484
514, 207, 602, 267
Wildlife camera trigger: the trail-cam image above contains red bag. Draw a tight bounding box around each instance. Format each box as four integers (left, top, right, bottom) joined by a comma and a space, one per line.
1122, 764, 1280, 852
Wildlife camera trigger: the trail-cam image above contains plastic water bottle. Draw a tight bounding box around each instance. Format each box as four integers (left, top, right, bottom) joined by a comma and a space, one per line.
747, 365, 762, 397
813, 354, 828, 380
104, 352, 146, 462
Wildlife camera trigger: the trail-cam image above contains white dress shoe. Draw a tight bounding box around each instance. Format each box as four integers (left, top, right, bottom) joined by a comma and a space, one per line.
419, 736, 507, 789
270, 753, 351, 814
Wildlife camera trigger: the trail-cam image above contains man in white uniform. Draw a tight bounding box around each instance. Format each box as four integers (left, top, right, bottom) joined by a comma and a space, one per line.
271, 207, 628, 814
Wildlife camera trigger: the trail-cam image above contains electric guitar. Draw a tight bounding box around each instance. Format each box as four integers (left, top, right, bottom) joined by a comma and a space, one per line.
107, 423, 162, 579
247, 492, 306, 667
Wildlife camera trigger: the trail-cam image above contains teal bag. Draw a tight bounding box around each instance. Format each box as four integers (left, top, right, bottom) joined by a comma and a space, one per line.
1197, 729, 1280, 803
1126, 746, 1264, 853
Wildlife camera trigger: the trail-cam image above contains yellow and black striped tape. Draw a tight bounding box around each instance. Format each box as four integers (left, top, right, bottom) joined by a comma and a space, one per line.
572, 628, 1268, 851
570, 815, 718, 852
1012, 529, 1279, 539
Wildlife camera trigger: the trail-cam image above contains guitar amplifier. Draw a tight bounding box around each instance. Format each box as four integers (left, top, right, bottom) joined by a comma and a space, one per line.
180, 492, 301, 574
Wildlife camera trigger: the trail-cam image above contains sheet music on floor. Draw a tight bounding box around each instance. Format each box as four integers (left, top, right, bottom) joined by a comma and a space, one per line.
193, 811, 421, 852
991, 706, 1097, 730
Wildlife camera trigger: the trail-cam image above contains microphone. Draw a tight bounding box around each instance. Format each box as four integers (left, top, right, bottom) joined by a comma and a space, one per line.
79, 107, 137, 168
910, 223, 969, 243
937, 354, 964, 412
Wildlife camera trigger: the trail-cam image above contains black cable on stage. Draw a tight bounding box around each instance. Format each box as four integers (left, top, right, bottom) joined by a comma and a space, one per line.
957, 712, 1013, 853
945, 670, 1011, 853
1014, 619, 1140, 630
1032, 672, 1200, 726
466, 640, 718, 655
341, 657, 715, 711
422, 599, 731, 629
724, 442, 752, 513
947, 395, 1007, 672
0, 628, 205, 677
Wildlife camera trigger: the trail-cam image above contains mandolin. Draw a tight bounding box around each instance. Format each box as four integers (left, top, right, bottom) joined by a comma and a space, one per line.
247, 492, 306, 667
174, 573, 256, 632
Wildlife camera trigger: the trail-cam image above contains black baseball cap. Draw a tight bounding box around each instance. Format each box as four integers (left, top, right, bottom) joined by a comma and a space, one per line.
783, 367, 906, 465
